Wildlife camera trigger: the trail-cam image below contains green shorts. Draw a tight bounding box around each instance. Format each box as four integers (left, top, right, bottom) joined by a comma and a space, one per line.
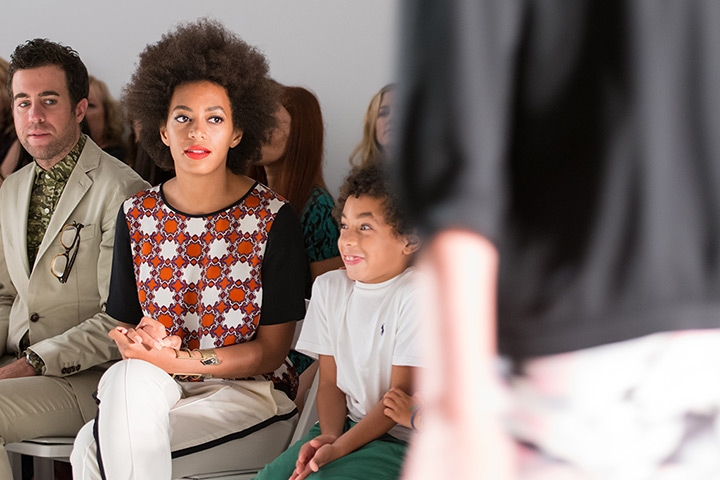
254, 418, 408, 480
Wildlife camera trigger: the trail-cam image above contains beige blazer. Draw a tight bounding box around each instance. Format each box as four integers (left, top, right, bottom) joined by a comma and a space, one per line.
0, 138, 149, 421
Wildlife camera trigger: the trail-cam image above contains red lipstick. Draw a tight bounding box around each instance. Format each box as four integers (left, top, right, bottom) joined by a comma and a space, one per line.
185, 145, 210, 160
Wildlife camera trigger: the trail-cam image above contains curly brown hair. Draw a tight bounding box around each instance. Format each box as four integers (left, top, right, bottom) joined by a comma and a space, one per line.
123, 19, 279, 174
335, 161, 414, 237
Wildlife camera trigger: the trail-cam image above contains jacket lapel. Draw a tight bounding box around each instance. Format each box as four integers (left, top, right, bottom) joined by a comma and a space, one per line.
8, 165, 37, 281
33, 141, 99, 270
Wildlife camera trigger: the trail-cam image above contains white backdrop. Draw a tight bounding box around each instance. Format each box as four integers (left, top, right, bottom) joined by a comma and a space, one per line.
0, 0, 401, 195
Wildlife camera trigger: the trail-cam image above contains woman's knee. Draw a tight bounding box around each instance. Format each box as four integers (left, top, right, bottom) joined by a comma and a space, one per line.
97, 359, 179, 409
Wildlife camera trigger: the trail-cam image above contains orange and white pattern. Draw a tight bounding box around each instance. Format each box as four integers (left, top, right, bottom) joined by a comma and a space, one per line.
122, 184, 283, 350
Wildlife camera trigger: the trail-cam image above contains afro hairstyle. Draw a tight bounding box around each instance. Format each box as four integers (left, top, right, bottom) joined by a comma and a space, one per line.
123, 18, 280, 174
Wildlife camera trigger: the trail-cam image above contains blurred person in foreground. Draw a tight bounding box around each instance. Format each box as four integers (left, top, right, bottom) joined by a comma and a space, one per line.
395, 1, 720, 479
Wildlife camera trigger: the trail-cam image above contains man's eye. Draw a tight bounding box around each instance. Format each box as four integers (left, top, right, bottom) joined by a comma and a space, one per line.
43, 99, 57, 105
17, 101, 29, 108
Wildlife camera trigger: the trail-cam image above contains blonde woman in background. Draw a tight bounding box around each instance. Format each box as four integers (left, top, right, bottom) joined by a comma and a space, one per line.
86, 75, 127, 162
349, 84, 394, 167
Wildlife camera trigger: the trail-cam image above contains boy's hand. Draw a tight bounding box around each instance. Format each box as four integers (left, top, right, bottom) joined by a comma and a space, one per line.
291, 434, 338, 480
383, 387, 420, 429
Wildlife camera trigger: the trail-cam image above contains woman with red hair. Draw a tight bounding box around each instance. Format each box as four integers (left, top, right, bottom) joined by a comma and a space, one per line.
248, 85, 342, 284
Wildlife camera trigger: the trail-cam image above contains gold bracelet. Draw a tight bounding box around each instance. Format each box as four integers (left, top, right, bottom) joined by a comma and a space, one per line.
171, 373, 211, 381
197, 349, 221, 366
173, 348, 222, 366
174, 348, 193, 359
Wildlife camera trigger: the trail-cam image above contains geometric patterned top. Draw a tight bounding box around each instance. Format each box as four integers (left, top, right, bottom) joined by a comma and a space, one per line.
106, 182, 308, 396
122, 182, 285, 349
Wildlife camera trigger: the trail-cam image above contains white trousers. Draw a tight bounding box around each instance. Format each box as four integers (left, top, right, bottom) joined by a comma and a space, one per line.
71, 359, 295, 480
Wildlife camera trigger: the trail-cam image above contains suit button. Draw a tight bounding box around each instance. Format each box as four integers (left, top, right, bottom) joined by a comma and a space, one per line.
76, 365, 81, 371
30, 313, 40, 322
61, 368, 68, 374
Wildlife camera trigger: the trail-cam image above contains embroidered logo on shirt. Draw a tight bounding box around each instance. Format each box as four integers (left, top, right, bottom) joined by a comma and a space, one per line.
381, 324, 385, 336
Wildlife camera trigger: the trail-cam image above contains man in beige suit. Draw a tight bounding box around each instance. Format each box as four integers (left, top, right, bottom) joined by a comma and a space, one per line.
0, 38, 148, 477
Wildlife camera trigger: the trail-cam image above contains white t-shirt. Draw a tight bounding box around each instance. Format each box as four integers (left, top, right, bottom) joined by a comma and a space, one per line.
296, 267, 423, 441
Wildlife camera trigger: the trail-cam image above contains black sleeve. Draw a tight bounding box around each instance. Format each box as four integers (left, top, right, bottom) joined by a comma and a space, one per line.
260, 203, 308, 325
394, 0, 524, 245
105, 205, 143, 325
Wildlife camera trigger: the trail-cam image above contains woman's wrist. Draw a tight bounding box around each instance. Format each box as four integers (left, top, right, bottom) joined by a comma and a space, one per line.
173, 348, 222, 365
169, 348, 222, 380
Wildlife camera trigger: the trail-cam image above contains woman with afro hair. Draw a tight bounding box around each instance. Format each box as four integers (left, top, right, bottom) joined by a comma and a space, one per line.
70, 19, 307, 478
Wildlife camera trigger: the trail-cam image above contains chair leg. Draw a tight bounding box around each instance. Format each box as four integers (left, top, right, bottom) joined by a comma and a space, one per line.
33, 456, 54, 480
7, 451, 22, 480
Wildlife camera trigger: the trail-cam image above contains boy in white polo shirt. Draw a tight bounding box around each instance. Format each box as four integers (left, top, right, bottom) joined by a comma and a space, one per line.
255, 163, 422, 480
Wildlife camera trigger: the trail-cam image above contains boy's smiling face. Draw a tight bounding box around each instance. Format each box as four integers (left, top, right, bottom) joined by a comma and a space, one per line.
339, 195, 416, 284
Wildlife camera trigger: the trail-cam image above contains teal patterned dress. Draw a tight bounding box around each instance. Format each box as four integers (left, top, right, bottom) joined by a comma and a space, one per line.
300, 187, 340, 264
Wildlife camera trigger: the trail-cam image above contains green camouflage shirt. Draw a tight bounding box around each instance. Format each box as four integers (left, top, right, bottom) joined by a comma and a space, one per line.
26, 134, 86, 269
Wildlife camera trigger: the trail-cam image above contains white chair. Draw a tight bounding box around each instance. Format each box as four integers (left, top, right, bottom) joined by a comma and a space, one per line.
7, 436, 74, 480
178, 371, 319, 480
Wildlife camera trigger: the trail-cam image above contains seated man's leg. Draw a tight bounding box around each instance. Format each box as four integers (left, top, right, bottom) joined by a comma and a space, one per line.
0, 374, 86, 479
